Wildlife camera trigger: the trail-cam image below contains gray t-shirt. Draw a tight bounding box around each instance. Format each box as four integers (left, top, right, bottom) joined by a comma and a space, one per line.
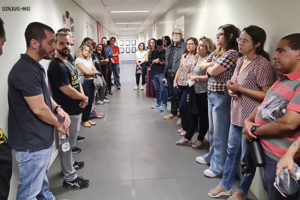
192, 58, 207, 94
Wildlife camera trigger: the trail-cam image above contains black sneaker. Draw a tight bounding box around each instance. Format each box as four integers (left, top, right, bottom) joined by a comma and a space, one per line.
77, 136, 85, 142
72, 146, 81, 154
73, 161, 84, 170
63, 177, 89, 189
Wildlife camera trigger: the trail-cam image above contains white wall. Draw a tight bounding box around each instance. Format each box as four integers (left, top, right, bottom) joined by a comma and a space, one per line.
0, 1, 98, 199
141, 0, 300, 199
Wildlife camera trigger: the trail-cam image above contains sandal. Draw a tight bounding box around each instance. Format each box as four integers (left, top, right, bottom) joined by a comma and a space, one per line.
82, 121, 91, 128
192, 140, 203, 148
176, 138, 192, 146
227, 191, 247, 200
95, 113, 104, 119
88, 120, 96, 126
208, 185, 232, 198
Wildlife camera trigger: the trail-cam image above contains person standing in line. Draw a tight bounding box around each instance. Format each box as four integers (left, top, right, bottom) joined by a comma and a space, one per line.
175, 36, 215, 147
149, 39, 167, 111
135, 42, 147, 90
48, 31, 89, 189
207, 25, 275, 199
8, 22, 70, 200
196, 24, 240, 178
0, 17, 12, 200
57, 28, 85, 154
102, 37, 114, 94
243, 33, 300, 200
110, 37, 121, 89
163, 28, 186, 124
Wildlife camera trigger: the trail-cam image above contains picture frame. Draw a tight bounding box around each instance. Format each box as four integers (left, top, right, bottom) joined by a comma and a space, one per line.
120, 47, 124, 54
125, 40, 130, 46
131, 40, 136, 46
131, 47, 136, 53
126, 47, 130, 53
119, 40, 124, 46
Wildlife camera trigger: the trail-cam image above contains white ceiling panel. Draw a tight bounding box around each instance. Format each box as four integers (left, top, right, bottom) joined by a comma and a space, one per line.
73, 0, 181, 36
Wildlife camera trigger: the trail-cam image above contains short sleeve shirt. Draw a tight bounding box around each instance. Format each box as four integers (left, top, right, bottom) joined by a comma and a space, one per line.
75, 57, 93, 83
255, 70, 300, 161
8, 54, 54, 152
110, 45, 120, 64
206, 50, 238, 91
231, 56, 275, 126
177, 54, 197, 86
192, 57, 208, 93
48, 57, 82, 115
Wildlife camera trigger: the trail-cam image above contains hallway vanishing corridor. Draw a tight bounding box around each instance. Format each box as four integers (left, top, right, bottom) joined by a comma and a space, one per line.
48, 62, 258, 200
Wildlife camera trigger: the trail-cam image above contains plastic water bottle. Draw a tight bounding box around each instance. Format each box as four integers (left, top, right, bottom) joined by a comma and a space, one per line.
61, 133, 70, 152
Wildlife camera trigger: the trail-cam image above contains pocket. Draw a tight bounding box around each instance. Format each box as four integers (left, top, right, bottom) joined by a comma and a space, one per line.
15, 151, 30, 163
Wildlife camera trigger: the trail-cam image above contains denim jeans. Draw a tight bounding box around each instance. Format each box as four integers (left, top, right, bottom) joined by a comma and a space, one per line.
263, 155, 299, 200
152, 74, 167, 105
82, 79, 95, 122
15, 145, 55, 200
112, 63, 121, 87
220, 124, 254, 194
203, 91, 231, 175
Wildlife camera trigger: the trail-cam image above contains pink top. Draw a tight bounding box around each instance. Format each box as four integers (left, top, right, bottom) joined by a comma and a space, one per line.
177, 54, 197, 86
230, 55, 275, 126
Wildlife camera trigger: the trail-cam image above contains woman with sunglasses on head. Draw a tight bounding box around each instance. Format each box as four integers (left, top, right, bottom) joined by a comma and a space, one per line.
196, 24, 240, 178
208, 25, 275, 200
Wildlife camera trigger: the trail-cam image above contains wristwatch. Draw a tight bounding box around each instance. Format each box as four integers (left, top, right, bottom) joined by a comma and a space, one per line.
250, 126, 257, 136
54, 105, 61, 114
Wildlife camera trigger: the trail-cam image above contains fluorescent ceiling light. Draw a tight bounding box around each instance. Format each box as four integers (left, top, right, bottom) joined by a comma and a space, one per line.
110, 10, 150, 13
115, 22, 142, 25
118, 27, 138, 30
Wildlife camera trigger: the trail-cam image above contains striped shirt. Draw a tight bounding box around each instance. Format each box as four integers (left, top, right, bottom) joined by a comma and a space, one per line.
206, 49, 238, 92
255, 70, 300, 161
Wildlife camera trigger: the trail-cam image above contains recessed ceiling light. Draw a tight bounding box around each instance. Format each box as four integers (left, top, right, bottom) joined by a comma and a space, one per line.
115, 22, 143, 25
110, 10, 150, 13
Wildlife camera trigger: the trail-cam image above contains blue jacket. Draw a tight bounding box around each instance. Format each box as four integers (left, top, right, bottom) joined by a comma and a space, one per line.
164, 40, 186, 74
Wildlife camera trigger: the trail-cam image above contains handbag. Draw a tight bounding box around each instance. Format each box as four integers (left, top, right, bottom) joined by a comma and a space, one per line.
93, 75, 103, 89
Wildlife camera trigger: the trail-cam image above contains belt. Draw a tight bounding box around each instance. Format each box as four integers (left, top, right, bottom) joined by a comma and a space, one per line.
85, 77, 94, 80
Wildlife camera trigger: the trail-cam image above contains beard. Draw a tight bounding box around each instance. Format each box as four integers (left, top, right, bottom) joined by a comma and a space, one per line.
38, 46, 55, 60
57, 48, 70, 57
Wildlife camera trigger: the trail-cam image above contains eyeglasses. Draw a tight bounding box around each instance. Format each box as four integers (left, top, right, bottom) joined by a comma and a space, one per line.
236, 38, 249, 45
186, 43, 195, 46
172, 32, 182, 36
216, 33, 224, 38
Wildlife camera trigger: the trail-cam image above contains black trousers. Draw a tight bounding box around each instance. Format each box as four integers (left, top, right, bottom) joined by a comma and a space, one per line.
184, 92, 208, 141
135, 63, 146, 85
0, 143, 12, 199
166, 71, 178, 115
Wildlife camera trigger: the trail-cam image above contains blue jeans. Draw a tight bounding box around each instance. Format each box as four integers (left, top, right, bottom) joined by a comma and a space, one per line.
15, 145, 54, 200
220, 124, 254, 194
203, 91, 231, 175
112, 63, 121, 86
152, 74, 167, 105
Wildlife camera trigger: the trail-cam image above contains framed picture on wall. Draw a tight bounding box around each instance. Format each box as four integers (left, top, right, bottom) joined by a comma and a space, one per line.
120, 47, 124, 54
131, 40, 136, 46
125, 40, 130, 46
126, 47, 130, 53
119, 40, 124, 46
131, 47, 136, 53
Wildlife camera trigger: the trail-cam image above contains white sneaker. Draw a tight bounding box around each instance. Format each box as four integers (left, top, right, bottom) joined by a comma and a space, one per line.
97, 100, 104, 105
103, 99, 110, 103
203, 168, 217, 178
140, 85, 144, 90
134, 86, 138, 90
195, 156, 208, 165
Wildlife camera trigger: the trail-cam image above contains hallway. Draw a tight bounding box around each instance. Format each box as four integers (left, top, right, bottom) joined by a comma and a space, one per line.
48, 62, 257, 200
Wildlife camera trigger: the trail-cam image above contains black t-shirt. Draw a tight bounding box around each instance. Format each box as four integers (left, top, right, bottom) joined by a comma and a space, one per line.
149, 49, 166, 76
48, 57, 82, 115
8, 54, 54, 152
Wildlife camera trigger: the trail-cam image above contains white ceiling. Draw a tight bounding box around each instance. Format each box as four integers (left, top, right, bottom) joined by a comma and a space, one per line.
73, 0, 180, 36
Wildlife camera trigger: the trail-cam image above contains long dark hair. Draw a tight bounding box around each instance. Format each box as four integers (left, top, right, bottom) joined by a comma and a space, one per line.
243, 25, 270, 61
162, 35, 171, 47
216, 24, 240, 56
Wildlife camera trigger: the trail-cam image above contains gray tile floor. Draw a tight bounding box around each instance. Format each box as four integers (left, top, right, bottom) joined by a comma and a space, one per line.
48, 62, 258, 200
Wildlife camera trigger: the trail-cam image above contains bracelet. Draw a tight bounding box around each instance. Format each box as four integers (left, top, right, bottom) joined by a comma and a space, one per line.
54, 105, 61, 114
